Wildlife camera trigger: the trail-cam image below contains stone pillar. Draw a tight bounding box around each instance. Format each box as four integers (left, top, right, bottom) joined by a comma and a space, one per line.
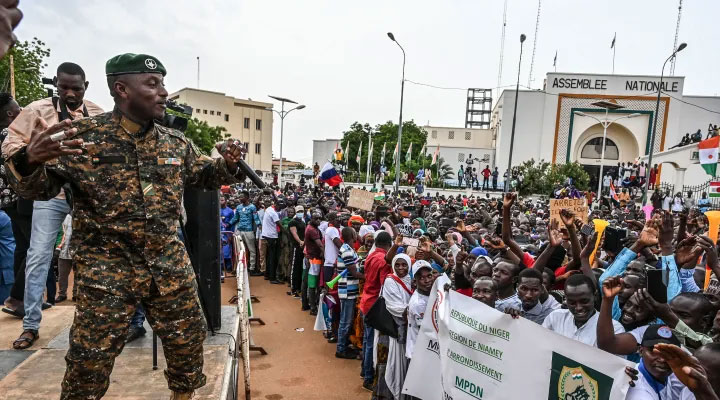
674, 168, 686, 192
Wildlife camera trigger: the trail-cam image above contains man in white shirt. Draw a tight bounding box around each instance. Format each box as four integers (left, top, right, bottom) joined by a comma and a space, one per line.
505, 268, 560, 325
322, 212, 342, 285
542, 274, 624, 346
492, 260, 522, 313
603, 173, 612, 194
626, 325, 686, 400
406, 262, 434, 359
260, 199, 281, 284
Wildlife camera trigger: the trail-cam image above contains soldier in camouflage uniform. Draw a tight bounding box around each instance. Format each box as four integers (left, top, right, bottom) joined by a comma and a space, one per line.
5, 53, 248, 400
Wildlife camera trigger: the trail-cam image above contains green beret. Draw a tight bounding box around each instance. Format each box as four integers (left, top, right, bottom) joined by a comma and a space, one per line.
105, 53, 166, 76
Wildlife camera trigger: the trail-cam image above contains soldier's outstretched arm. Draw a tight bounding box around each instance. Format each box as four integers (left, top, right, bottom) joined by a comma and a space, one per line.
4, 119, 79, 200
184, 138, 245, 190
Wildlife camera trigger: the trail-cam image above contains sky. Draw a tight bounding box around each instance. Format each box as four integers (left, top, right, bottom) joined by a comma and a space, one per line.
14, 0, 720, 166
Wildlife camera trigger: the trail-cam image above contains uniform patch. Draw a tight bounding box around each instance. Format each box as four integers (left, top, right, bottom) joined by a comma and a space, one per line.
657, 326, 673, 338
141, 181, 156, 196
91, 155, 127, 165
158, 157, 181, 166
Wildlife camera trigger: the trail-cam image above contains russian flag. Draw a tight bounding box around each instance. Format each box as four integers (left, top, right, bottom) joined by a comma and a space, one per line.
319, 162, 343, 187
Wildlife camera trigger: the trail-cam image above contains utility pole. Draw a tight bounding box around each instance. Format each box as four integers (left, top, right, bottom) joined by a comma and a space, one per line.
9, 55, 15, 97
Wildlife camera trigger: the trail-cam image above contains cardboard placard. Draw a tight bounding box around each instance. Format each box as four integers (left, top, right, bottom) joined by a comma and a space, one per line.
549, 198, 588, 224
347, 188, 375, 211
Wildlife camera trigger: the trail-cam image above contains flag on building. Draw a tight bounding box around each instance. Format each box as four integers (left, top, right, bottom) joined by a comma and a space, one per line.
405, 143, 413, 163
710, 182, 720, 198
319, 162, 343, 186
393, 142, 399, 163
380, 142, 386, 167
553, 51, 557, 67
609, 182, 619, 202
611, 32, 616, 48
431, 145, 440, 165
699, 136, 719, 177
344, 141, 350, 162
356, 141, 362, 165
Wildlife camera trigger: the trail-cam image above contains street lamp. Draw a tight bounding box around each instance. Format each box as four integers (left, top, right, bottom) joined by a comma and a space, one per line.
574, 107, 642, 201
267, 95, 305, 188
387, 32, 406, 193
505, 33, 526, 192
643, 42, 687, 204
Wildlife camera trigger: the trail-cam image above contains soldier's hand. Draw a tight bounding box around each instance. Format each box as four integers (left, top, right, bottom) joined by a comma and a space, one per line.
0, 0, 22, 58
217, 139, 247, 170
26, 119, 83, 166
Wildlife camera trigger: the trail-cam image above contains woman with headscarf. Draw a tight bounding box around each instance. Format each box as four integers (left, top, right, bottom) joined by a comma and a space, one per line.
410, 217, 426, 233
373, 253, 412, 400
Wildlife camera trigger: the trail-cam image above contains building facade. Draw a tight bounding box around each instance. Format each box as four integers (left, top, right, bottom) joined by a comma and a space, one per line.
312, 139, 341, 168
424, 125, 495, 172
169, 88, 274, 172
492, 72, 720, 187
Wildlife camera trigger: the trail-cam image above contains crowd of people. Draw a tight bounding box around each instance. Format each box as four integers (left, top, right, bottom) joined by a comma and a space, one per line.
218, 176, 720, 400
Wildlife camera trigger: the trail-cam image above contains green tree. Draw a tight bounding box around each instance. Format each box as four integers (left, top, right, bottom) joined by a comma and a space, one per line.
183, 117, 231, 155
340, 120, 428, 180
0, 38, 51, 106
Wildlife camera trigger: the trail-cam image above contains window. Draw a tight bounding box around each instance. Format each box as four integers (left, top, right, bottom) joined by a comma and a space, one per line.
244, 142, 250, 152
448, 131, 455, 140
210, 110, 215, 115
580, 138, 619, 160
465, 131, 471, 140
255, 143, 261, 154
216, 110, 221, 115
243, 118, 250, 129
431, 130, 437, 139
195, 108, 200, 114
255, 119, 262, 130
225, 114, 229, 122
203, 109, 207, 114
458, 153, 465, 162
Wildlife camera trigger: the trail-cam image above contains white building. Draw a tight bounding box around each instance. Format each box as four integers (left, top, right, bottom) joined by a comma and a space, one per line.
312, 139, 341, 168
492, 72, 720, 187
424, 125, 495, 172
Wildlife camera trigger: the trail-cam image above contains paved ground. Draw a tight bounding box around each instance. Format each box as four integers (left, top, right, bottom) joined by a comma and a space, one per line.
234, 276, 369, 400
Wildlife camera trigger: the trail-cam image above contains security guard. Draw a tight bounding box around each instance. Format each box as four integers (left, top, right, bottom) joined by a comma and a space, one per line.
5, 53, 247, 400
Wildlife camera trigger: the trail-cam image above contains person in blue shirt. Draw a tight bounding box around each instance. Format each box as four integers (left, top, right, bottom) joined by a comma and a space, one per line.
230, 190, 259, 275
220, 196, 235, 278
698, 192, 711, 213
0, 209, 15, 303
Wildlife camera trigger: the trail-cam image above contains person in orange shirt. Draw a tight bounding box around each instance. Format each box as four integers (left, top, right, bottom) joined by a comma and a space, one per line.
2, 62, 104, 350
618, 188, 631, 208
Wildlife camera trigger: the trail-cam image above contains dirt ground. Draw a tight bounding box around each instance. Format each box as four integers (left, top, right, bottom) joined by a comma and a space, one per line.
224, 275, 369, 400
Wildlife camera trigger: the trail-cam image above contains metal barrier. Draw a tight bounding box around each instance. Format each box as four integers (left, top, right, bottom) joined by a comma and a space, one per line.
232, 233, 267, 400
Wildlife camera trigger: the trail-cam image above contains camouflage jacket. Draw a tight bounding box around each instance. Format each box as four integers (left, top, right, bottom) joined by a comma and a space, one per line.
5, 111, 242, 297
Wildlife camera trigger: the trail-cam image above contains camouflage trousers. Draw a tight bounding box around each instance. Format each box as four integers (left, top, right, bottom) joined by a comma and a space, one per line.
60, 282, 207, 399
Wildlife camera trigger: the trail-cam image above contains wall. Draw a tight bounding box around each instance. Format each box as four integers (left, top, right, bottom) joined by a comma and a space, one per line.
170, 88, 274, 172
424, 126, 493, 149
312, 139, 341, 167
494, 90, 547, 174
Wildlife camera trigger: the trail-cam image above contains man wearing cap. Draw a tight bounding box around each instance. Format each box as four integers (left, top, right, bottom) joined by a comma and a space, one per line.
2, 62, 104, 351
5, 53, 248, 400
626, 325, 686, 399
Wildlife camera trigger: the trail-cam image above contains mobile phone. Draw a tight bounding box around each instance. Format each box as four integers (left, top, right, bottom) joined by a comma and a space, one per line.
580, 222, 595, 236
646, 268, 668, 303
495, 220, 502, 236
440, 218, 453, 227
603, 226, 627, 253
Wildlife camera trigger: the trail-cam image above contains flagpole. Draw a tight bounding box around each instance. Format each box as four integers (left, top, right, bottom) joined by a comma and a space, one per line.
612, 32, 616, 74
366, 135, 372, 185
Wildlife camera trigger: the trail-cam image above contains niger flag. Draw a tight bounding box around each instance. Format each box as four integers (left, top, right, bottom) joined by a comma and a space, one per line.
699, 136, 719, 177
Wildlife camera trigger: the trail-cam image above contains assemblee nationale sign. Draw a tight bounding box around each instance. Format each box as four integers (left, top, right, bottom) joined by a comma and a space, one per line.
403, 275, 632, 400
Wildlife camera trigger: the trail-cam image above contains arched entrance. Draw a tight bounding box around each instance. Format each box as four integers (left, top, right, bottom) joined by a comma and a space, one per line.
573, 123, 640, 191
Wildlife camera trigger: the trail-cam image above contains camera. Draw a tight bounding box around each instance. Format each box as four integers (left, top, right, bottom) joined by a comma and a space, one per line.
42, 77, 56, 97
159, 99, 193, 132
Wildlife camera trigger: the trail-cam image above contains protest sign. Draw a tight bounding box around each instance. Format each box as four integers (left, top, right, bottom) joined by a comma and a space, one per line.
549, 198, 588, 224
403, 277, 632, 400
347, 188, 375, 211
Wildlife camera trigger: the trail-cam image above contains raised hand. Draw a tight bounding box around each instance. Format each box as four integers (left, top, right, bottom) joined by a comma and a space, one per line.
580, 231, 598, 259
653, 344, 711, 394
25, 119, 82, 166
658, 211, 674, 249
0, 0, 22, 58
394, 233, 404, 247
601, 276, 623, 299
559, 209, 575, 228
636, 219, 660, 248
503, 192, 516, 209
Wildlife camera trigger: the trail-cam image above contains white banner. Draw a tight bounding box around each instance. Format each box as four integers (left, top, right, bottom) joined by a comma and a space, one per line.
403, 276, 633, 400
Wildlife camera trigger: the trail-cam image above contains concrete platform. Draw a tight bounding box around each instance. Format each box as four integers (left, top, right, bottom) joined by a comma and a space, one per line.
0, 305, 239, 399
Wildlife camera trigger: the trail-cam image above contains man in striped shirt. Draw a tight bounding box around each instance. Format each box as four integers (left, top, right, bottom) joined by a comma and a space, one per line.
336, 227, 364, 359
